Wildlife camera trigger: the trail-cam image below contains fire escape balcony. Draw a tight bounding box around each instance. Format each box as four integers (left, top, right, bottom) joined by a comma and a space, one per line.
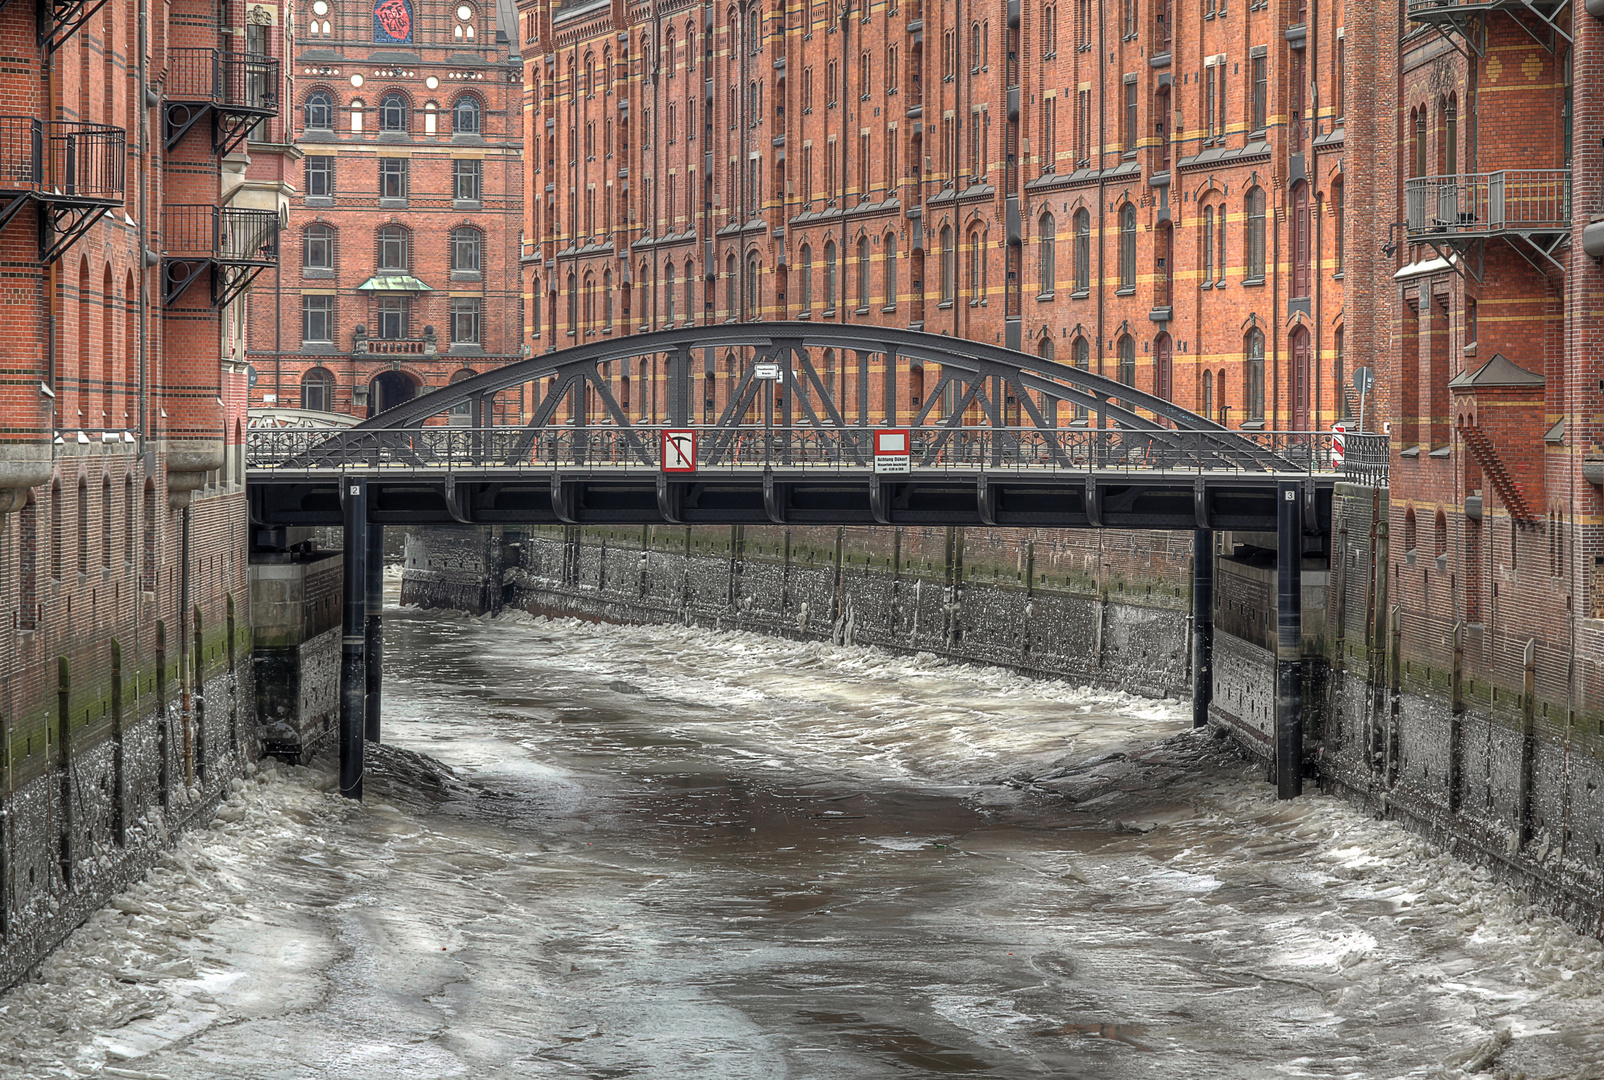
161, 204, 280, 307
1406, 0, 1570, 50
163, 48, 281, 156
0, 116, 126, 263
1403, 170, 1569, 276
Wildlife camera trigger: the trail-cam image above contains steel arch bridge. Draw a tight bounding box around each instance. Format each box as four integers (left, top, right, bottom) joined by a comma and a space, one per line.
247, 323, 1363, 534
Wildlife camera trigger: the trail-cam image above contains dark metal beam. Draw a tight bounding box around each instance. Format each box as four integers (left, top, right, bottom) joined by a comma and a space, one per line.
1276, 480, 1302, 799
339, 477, 367, 800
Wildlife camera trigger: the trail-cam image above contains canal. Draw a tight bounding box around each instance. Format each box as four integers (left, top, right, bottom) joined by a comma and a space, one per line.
3, 594, 1602, 1078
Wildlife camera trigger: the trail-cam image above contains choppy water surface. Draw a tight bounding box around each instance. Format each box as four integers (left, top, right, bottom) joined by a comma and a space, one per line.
4, 598, 1604, 1079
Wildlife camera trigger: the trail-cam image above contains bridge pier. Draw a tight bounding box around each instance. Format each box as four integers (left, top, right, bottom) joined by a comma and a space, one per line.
340, 476, 367, 800
1191, 529, 1213, 728
365, 523, 384, 743
1276, 481, 1303, 799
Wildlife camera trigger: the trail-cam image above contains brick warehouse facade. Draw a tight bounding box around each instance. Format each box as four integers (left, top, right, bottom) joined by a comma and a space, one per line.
0, 0, 289, 984
245, 0, 525, 418
1364, 2, 1604, 793
516, 0, 1354, 432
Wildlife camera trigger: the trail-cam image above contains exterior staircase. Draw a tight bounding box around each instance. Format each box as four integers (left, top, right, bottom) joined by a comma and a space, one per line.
1457, 422, 1537, 524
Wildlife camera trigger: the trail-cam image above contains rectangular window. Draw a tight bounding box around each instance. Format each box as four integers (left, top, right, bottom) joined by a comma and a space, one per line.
301, 295, 333, 343
1076, 89, 1090, 166
378, 158, 407, 200
376, 296, 408, 339
859, 132, 869, 196
1251, 55, 1267, 133
306, 156, 334, 197
450, 297, 482, 344
454, 159, 483, 202
1205, 65, 1217, 140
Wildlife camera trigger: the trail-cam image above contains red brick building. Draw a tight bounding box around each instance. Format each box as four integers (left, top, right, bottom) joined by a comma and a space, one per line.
0, 0, 289, 972
1370, 0, 1604, 744
516, 0, 1351, 432
246, 0, 525, 419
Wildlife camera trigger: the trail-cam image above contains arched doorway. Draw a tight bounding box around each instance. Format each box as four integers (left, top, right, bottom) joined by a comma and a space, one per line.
368, 369, 418, 417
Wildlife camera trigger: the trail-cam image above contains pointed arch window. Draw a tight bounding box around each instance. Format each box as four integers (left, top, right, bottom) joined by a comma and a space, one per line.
1245, 186, 1266, 279
1038, 212, 1056, 296
939, 225, 955, 303
1246, 328, 1266, 419
800, 243, 814, 313
1073, 209, 1090, 293
824, 238, 838, 311
856, 236, 871, 311
666, 261, 678, 323
883, 234, 897, 311
1118, 203, 1136, 289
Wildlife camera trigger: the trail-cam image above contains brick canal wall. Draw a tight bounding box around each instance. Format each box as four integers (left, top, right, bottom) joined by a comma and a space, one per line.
401, 509, 1604, 933
402, 524, 1199, 701
0, 627, 256, 992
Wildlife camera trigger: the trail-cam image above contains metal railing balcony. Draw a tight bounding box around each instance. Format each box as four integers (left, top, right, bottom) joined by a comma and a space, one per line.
161, 205, 280, 306
163, 204, 280, 263
1407, 0, 1564, 17
1339, 433, 1389, 486
165, 48, 280, 112
1404, 170, 1569, 239
0, 117, 126, 203
354, 334, 438, 356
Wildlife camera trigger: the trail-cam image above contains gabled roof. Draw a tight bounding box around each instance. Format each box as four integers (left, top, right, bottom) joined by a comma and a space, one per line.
1447, 352, 1544, 389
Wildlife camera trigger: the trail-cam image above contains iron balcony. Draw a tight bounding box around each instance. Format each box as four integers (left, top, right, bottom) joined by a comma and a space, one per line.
161, 205, 280, 306
163, 48, 281, 153
0, 117, 126, 261
1404, 170, 1569, 240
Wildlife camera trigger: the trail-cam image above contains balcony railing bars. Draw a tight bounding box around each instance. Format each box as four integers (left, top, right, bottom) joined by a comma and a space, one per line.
0, 116, 126, 261
166, 48, 280, 110
1404, 170, 1569, 237
162, 205, 280, 306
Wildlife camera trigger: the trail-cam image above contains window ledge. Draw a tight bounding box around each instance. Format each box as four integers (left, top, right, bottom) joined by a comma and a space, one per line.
1036, 291, 1055, 302
1334, 271, 1345, 281
453, 200, 483, 210
880, 304, 897, 314
1241, 420, 1266, 430
1241, 276, 1264, 287
1070, 288, 1089, 299
1399, 445, 1421, 458
305, 196, 334, 207
303, 268, 335, 279
854, 306, 870, 315
379, 197, 409, 209
1114, 286, 1135, 297
822, 307, 837, 317
937, 299, 954, 309
1201, 281, 1213, 291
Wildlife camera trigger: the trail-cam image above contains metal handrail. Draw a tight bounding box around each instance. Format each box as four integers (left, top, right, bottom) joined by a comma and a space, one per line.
162, 205, 280, 263
0, 117, 125, 201
248, 425, 1358, 476
165, 48, 280, 112
1404, 170, 1569, 236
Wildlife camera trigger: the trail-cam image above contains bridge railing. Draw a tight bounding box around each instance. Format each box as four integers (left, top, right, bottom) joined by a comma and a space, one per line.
248, 425, 1350, 475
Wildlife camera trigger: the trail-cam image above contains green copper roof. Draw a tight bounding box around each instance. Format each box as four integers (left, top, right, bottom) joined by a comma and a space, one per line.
355, 275, 433, 292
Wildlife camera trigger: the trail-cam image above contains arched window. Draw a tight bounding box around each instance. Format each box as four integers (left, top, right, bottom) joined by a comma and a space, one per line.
349, 98, 365, 133
1404, 506, 1418, 554
566, 271, 577, 335
1202, 369, 1214, 419
1036, 334, 1054, 361
1155, 332, 1173, 401
603, 268, 614, 331
123, 474, 134, 566
666, 261, 678, 323
582, 271, 595, 332
800, 243, 814, 312
856, 236, 871, 310
379, 92, 407, 132
1333, 179, 1345, 275
745, 252, 760, 315
939, 225, 955, 302
453, 96, 482, 135
726, 252, 738, 316
965, 229, 982, 301
301, 367, 334, 411
683, 258, 694, 321
1117, 334, 1136, 392
76, 478, 88, 576
883, 233, 897, 310
376, 225, 409, 270
19, 494, 36, 629
49, 480, 61, 582
824, 239, 838, 310
1073, 209, 1090, 293
304, 223, 334, 271
140, 480, 155, 592
305, 90, 333, 130
1201, 206, 1214, 283
1245, 328, 1266, 419
450, 226, 482, 273
424, 101, 439, 135
1245, 186, 1266, 279
1118, 203, 1136, 289
1038, 211, 1056, 295
100, 475, 112, 568
453, 2, 477, 41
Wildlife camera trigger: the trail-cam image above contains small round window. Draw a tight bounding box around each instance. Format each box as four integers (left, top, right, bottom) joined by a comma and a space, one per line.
454, 4, 476, 40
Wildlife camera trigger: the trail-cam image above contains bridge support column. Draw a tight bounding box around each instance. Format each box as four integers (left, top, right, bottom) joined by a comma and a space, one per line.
1191, 529, 1213, 728
1276, 481, 1303, 799
340, 476, 368, 800
365, 523, 384, 743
